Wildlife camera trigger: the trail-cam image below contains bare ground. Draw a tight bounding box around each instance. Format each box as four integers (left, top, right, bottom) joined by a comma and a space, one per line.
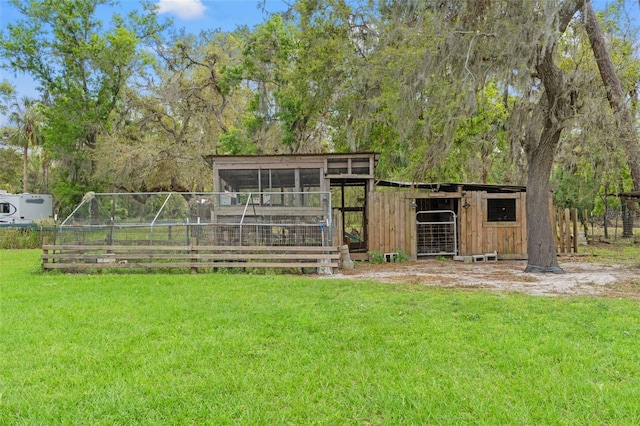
327, 257, 640, 299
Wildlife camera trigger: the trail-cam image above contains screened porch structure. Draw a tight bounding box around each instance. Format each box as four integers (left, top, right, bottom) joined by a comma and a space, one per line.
205, 153, 379, 255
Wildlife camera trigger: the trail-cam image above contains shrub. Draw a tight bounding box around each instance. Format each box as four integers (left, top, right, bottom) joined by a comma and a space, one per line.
394, 249, 410, 262
368, 250, 386, 264
0, 227, 54, 249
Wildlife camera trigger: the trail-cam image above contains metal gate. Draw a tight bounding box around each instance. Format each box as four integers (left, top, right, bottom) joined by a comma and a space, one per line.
416, 210, 458, 256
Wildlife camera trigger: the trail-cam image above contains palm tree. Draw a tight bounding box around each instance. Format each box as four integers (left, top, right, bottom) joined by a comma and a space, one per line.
8, 97, 45, 193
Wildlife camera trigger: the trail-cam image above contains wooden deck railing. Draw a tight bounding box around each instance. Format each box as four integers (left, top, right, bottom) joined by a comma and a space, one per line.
42, 240, 340, 274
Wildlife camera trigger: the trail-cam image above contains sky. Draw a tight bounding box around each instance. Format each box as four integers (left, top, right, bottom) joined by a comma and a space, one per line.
0, 0, 288, 35
0, 0, 637, 126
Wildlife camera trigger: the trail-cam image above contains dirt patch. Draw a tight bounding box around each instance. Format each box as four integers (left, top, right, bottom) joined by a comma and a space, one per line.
327, 259, 640, 298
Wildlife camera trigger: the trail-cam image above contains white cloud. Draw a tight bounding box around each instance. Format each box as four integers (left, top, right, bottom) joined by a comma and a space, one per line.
156, 0, 207, 20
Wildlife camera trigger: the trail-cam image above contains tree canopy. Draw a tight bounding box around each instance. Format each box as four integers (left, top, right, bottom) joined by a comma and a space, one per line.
2, 0, 640, 270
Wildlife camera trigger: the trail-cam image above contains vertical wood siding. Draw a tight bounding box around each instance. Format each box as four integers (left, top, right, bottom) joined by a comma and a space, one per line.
368, 190, 529, 259
368, 192, 412, 256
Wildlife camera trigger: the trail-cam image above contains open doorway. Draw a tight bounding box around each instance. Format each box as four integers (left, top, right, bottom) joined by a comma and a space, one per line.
415, 198, 459, 256
332, 180, 368, 254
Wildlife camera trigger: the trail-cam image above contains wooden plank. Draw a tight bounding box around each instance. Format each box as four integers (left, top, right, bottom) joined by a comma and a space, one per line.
214, 157, 327, 170
324, 173, 374, 179
462, 194, 471, 256
42, 253, 340, 261
43, 244, 340, 252
387, 192, 394, 252
379, 193, 385, 253
396, 193, 404, 253
480, 193, 521, 199
374, 192, 382, 253
521, 192, 528, 257
486, 217, 496, 253
513, 193, 523, 256
496, 229, 505, 255
481, 222, 520, 228
379, 193, 385, 252
550, 204, 557, 251
572, 208, 578, 254
399, 194, 408, 255
564, 208, 571, 254
557, 207, 565, 253
214, 206, 327, 216
459, 196, 469, 255
389, 192, 397, 252
190, 237, 197, 274
475, 192, 484, 254
43, 261, 340, 269
377, 193, 384, 253
333, 209, 343, 246
42, 237, 50, 266
366, 193, 373, 252
407, 196, 416, 259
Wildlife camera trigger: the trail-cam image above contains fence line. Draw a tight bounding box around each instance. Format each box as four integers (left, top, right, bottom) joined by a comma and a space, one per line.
42, 238, 340, 273
553, 207, 578, 254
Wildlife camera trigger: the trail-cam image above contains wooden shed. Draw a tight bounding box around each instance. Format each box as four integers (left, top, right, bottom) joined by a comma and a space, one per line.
369, 182, 528, 260
205, 154, 529, 261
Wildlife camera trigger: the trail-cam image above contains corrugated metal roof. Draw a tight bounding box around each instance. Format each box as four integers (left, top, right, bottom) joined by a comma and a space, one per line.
375, 180, 526, 193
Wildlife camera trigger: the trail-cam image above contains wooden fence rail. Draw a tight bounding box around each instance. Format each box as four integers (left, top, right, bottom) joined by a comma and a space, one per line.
42, 239, 340, 274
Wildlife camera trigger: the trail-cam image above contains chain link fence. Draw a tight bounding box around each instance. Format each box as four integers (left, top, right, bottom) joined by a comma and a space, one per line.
54, 192, 333, 247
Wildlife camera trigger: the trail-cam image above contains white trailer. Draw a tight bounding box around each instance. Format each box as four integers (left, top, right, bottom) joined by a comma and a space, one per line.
0, 191, 53, 225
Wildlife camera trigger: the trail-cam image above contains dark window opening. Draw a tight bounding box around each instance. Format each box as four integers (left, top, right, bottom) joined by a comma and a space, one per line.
487, 199, 516, 222
0, 203, 9, 213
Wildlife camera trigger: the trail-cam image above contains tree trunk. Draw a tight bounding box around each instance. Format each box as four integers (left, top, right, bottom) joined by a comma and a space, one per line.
521, 0, 584, 273
622, 201, 634, 238
525, 126, 564, 273
90, 198, 99, 226
603, 192, 609, 239
584, 2, 640, 239
22, 143, 28, 193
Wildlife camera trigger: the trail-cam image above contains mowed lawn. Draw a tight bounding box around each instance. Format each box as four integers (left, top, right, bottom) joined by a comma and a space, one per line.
2, 250, 640, 424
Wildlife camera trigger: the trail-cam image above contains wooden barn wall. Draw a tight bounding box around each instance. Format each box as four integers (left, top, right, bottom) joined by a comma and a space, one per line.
367, 192, 413, 256
369, 190, 529, 259
459, 191, 527, 258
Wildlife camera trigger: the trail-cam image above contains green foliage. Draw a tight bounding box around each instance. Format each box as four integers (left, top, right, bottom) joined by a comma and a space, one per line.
0, 0, 168, 194
0, 0, 638, 230
0, 227, 53, 249
6, 97, 47, 193
368, 250, 385, 264
0, 148, 21, 192
394, 249, 410, 262
0, 80, 14, 114
239, 12, 344, 153
218, 128, 257, 155
92, 29, 247, 193
422, 82, 511, 183
552, 166, 597, 213
50, 179, 86, 219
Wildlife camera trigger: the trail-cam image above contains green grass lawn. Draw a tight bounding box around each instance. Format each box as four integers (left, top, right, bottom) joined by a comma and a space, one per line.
2, 250, 640, 424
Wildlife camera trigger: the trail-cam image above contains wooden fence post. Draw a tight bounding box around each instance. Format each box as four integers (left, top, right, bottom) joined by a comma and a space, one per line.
572, 208, 578, 254
42, 237, 49, 269
190, 237, 198, 274
564, 208, 569, 254
557, 207, 564, 253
